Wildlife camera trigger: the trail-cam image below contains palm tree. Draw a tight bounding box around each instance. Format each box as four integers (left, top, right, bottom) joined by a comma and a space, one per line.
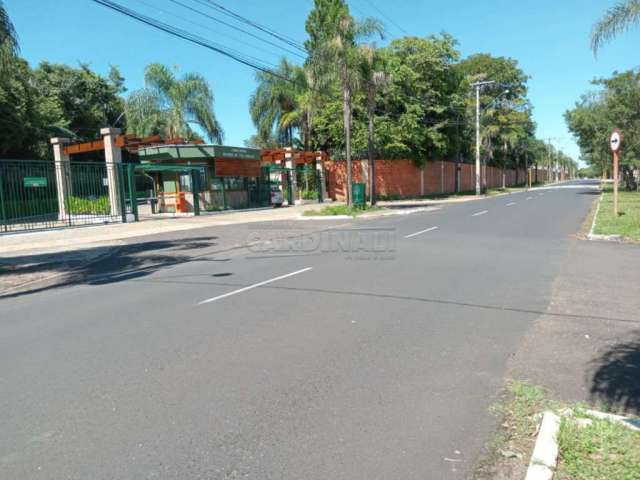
592, 0, 640, 54
0, 1, 18, 68
250, 59, 307, 148
126, 64, 223, 143
358, 44, 389, 205
330, 14, 383, 205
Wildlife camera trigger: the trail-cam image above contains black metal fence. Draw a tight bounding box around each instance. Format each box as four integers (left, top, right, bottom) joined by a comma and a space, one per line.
0, 160, 135, 234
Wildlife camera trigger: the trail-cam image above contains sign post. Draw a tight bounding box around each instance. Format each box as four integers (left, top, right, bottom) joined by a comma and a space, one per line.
610, 130, 622, 217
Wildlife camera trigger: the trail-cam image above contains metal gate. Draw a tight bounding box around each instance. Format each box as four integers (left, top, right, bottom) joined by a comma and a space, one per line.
0, 160, 136, 234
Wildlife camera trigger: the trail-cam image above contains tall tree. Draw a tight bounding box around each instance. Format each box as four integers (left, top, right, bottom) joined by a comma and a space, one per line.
33, 62, 126, 138
306, 0, 382, 205
249, 59, 307, 148
358, 44, 389, 204
592, 0, 640, 54
457, 54, 533, 175
126, 64, 223, 143
0, 1, 18, 69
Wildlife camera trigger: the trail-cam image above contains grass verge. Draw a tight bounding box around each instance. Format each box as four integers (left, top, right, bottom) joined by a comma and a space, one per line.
557, 415, 640, 479
593, 184, 640, 241
302, 204, 382, 217
474, 380, 640, 480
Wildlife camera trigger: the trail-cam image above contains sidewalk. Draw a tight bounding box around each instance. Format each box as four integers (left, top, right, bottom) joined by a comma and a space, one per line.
509, 238, 640, 414
0, 203, 329, 257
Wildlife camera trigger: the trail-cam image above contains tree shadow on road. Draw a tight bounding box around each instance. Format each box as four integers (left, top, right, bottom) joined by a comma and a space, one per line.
589, 330, 640, 415
0, 236, 228, 299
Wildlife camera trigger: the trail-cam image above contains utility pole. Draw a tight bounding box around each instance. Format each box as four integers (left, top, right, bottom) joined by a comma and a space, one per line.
471, 80, 496, 195
542, 137, 561, 184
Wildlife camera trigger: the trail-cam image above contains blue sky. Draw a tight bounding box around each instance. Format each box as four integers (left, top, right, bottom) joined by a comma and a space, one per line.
6, 0, 639, 162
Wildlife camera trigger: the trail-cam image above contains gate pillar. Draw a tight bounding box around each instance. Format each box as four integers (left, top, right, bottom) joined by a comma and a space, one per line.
284, 147, 300, 205
315, 154, 327, 203
101, 128, 123, 217
51, 137, 71, 220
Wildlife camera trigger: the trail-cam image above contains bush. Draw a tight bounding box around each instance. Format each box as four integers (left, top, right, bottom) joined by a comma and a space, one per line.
67, 196, 110, 215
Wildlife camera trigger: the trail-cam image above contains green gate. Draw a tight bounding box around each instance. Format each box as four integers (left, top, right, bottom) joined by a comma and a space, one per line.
0, 160, 136, 233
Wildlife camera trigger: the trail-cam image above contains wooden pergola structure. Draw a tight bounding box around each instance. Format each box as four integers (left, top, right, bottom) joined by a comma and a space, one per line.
62, 134, 204, 156
261, 148, 329, 166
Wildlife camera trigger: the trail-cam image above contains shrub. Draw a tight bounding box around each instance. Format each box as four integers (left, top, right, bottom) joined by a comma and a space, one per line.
67, 196, 110, 215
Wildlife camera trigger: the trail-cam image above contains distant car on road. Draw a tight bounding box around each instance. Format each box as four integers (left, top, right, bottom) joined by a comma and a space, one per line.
270, 186, 284, 207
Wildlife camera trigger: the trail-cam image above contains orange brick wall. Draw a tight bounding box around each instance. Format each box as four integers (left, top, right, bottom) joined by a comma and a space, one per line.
324, 159, 549, 201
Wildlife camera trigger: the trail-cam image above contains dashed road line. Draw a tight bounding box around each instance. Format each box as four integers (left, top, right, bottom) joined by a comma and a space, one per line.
199, 267, 313, 305
472, 210, 489, 217
405, 226, 439, 239
526, 196, 533, 200
506, 202, 517, 207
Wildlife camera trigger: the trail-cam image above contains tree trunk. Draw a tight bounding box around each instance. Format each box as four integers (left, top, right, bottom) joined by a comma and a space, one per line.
342, 75, 352, 206
368, 93, 376, 205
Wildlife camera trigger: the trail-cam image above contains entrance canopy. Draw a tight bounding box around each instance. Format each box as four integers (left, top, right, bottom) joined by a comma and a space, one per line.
137, 144, 262, 177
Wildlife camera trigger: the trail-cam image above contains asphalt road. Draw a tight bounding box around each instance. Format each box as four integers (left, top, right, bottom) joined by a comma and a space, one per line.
0, 180, 600, 480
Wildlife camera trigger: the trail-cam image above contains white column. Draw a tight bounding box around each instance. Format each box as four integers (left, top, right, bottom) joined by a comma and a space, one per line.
284, 147, 300, 205
316, 154, 327, 202
51, 137, 70, 220
101, 127, 123, 217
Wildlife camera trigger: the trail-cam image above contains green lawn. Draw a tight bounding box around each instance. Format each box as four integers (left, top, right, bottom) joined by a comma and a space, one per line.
302, 204, 382, 217
475, 380, 640, 480
593, 184, 640, 241
557, 414, 640, 480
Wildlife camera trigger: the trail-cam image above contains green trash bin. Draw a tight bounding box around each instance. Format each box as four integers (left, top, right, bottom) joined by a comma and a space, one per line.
352, 183, 366, 207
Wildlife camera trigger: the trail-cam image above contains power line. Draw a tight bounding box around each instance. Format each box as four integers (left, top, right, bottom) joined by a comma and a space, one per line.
193, 0, 306, 53
357, 0, 408, 35
91, 0, 291, 80
166, 0, 305, 59
128, 0, 284, 64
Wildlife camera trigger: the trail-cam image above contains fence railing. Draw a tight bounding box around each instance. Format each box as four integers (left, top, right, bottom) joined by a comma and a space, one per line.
0, 160, 135, 234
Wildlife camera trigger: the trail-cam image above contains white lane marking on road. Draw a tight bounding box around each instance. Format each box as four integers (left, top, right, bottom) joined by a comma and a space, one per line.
472, 210, 489, 217
506, 202, 517, 207
405, 226, 439, 239
526, 196, 533, 200
538, 193, 544, 196
199, 267, 313, 305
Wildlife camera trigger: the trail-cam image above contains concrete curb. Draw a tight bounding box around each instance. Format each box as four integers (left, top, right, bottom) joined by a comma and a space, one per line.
296, 215, 353, 220
584, 409, 640, 432
525, 408, 640, 480
297, 206, 440, 221
525, 411, 560, 480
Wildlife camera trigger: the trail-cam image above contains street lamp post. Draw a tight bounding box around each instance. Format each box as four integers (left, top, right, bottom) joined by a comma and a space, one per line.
471, 80, 511, 195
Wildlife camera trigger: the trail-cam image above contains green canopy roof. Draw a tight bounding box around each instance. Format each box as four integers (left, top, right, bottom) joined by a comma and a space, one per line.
137, 145, 261, 162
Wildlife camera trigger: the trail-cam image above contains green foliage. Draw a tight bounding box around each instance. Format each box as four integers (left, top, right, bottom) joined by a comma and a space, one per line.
0, 58, 125, 159
33, 62, 126, 137
253, 13, 561, 171
594, 184, 640, 241
566, 69, 640, 177
0, 58, 68, 159
249, 59, 307, 148
126, 64, 223, 143
303, 204, 381, 216
67, 196, 110, 215
0, 1, 18, 69
558, 416, 640, 480
592, 0, 640, 54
